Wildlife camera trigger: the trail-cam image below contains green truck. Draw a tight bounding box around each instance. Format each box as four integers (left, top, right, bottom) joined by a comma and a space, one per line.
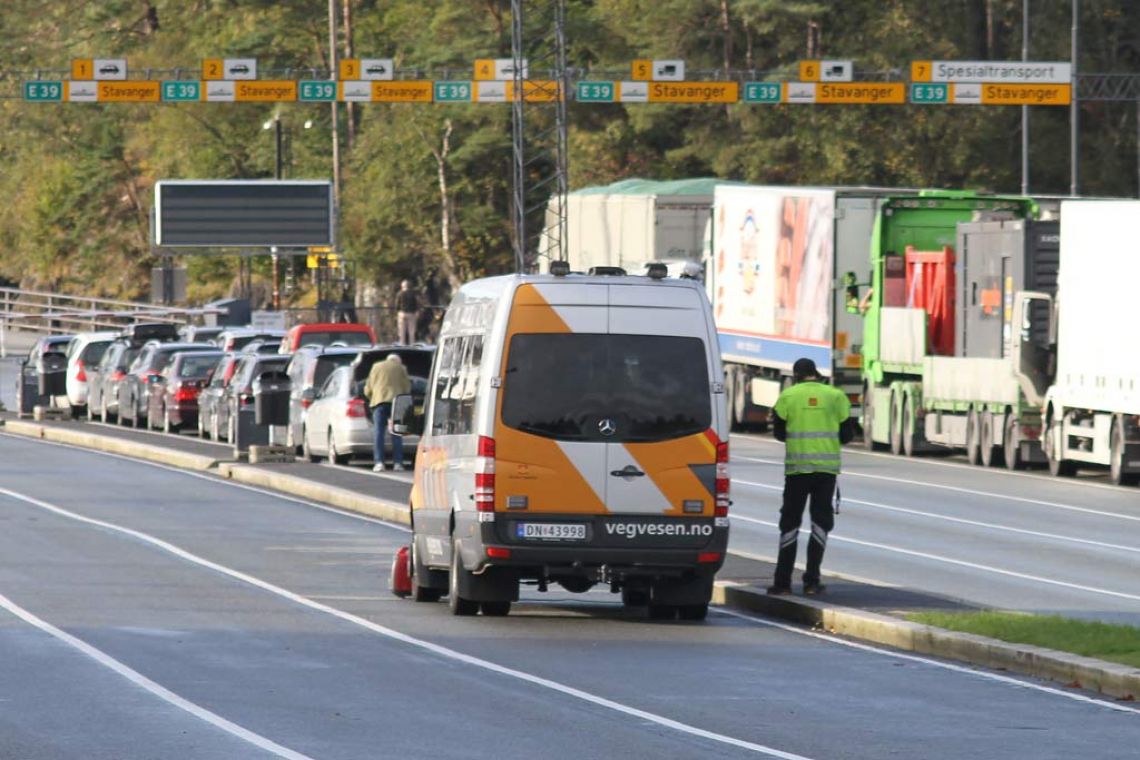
854, 191, 1057, 469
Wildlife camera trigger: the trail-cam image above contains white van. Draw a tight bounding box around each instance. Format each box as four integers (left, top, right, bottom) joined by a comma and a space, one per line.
393, 266, 729, 620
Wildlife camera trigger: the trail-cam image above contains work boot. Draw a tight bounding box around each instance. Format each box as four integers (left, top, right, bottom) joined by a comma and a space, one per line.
802, 583, 826, 596
766, 585, 792, 596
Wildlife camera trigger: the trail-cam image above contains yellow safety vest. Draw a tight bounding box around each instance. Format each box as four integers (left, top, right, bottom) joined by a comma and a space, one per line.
773, 381, 850, 475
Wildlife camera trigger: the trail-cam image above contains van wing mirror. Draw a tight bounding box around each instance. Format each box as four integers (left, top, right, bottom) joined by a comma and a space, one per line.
390, 393, 422, 435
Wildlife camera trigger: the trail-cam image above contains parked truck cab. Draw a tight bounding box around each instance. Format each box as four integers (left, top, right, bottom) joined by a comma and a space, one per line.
396, 266, 730, 619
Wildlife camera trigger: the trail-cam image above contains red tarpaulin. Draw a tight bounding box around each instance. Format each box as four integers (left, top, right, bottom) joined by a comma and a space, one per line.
904, 245, 956, 357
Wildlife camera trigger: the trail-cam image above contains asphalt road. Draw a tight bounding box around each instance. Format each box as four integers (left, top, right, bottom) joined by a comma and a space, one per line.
729, 433, 1140, 626
0, 434, 1136, 759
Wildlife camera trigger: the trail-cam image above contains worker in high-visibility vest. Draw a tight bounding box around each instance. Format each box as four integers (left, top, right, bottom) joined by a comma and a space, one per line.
768, 358, 853, 596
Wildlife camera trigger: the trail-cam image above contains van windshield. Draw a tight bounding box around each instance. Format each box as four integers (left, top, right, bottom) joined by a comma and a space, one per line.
501, 333, 711, 443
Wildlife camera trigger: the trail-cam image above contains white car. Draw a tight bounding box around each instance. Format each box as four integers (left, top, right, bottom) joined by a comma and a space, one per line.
300, 364, 374, 464
65, 331, 118, 414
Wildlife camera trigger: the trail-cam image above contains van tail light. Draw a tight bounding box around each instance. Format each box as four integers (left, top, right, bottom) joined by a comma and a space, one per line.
346, 398, 367, 418
75, 359, 87, 383
715, 441, 730, 517
475, 435, 496, 512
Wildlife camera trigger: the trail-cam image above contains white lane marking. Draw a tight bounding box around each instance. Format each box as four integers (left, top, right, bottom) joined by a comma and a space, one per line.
0, 433, 411, 534
713, 607, 1140, 715
734, 478, 1140, 556
729, 503, 1140, 604
732, 433, 1137, 496
0, 591, 315, 760
734, 454, 1140, 524
0, 487, 813, 760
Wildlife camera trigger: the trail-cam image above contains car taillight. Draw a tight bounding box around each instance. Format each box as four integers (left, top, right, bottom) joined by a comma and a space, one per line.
715, 441, 730, 517
75, 359, 86, 383
111, 369, 126, 382
475, 435, 495, 514
346, 398, 367, 418
301, 397, 313, 409
174, 383, 198, 402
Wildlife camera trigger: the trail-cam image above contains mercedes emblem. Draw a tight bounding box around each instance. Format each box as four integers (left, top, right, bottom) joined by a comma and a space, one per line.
598, 418, 617, 436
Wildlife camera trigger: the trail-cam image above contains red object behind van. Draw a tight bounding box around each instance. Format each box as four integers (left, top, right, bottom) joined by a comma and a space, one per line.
279, 323, 377, 354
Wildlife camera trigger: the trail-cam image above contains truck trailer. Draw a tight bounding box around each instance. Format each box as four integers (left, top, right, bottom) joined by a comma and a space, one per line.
709, 185, 907, 429
1042, 200, 1140, 485
856, 191, 1052, 468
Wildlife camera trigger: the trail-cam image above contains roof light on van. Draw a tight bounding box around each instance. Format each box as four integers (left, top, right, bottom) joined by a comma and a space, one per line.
645, 262, 668, 280
549, 260, 570, 277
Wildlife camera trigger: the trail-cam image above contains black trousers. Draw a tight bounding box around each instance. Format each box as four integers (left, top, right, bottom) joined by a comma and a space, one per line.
773, 473, 837, 588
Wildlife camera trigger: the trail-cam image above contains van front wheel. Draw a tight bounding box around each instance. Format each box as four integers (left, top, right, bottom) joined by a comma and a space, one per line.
448, 542, 479, 616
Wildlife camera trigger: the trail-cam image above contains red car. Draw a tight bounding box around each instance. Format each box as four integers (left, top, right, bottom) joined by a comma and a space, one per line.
279, 322, 376, 353
147, 350, 223, 433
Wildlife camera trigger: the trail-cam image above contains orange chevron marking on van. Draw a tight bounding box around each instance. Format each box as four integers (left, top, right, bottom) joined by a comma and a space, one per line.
493, 283, 604, 513
625, 432, 718, 515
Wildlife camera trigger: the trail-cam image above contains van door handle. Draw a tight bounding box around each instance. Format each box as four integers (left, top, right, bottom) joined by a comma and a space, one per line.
610, 465, 645, 478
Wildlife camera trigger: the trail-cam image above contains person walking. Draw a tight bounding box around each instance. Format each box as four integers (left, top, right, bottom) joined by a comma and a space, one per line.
767, 358, 853, 596
395, 280, 419, 345
364, 353, 411, 471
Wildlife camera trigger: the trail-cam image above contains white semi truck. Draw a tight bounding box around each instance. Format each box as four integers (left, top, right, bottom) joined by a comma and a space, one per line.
1041, 200, 1140, 485
547, 181, 903, 429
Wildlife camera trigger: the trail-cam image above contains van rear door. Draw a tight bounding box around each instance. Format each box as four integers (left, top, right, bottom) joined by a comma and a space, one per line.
604, 284, 719, 516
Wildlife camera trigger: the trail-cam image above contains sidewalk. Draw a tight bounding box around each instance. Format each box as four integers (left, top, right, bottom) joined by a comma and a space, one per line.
2, 412, 1137, 701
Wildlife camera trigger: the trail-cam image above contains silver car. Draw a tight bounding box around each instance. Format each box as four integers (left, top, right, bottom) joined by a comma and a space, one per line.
300, 365, 372, 464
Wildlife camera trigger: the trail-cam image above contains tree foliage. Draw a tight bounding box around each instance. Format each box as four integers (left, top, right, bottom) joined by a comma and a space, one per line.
0, 0, 1138, 303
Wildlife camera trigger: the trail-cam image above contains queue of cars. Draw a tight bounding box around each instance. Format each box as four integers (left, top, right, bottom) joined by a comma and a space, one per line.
16, 320, 431, 469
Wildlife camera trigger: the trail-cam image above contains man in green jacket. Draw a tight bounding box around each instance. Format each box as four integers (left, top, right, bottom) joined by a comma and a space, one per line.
768, 358, 853, 596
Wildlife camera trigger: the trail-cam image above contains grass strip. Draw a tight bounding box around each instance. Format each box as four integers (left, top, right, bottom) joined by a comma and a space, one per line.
907, 611, 1140, 669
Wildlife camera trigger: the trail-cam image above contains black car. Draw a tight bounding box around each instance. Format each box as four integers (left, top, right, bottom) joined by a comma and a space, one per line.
118, 342, 210, 428
15, 335, 75, 417
216, 353, 291, 443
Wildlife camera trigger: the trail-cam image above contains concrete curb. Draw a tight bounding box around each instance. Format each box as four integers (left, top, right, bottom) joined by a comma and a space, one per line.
217, 463, 411, 525
6, 420, 1138, 702
713, 582, 1140, 701
3, 420, 220, 471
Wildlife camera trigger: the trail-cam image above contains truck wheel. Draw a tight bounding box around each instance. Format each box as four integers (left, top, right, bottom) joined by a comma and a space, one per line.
965, 410, 981, 465
732, 370, 747, 430
1045, 416, 1076, 478
902, 398, 917, 457
1003, 416, 1025, 471
980, 413, 997, 467
1110, 417, 1138, 486
889, 393, 903, 456
621, 587, 649, 607
448, 541, 479, 616
862, 384, 881, 450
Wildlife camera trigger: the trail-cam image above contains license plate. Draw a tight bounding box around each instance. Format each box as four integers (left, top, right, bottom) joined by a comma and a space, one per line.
517, 522, 586, 541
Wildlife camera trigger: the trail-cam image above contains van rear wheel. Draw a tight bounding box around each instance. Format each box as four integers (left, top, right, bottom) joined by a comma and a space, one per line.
678, 603, 709, 621
411, 544, 443, 603
448, 542, 479, 616
480, 601, 511, 616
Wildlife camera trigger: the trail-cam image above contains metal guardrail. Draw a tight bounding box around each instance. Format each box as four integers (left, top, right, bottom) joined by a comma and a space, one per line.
0, 287, 223, 357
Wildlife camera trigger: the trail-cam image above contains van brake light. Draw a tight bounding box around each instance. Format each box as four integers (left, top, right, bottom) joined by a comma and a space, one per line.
715, 441, 730, 517
475, 435, 496, 512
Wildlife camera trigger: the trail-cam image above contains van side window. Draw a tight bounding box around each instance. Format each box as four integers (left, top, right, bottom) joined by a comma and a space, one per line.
453, 335, 483, 435
430, 338, 459, 434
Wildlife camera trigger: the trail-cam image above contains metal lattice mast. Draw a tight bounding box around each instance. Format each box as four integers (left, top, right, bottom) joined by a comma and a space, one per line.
510, 0, 569, 273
